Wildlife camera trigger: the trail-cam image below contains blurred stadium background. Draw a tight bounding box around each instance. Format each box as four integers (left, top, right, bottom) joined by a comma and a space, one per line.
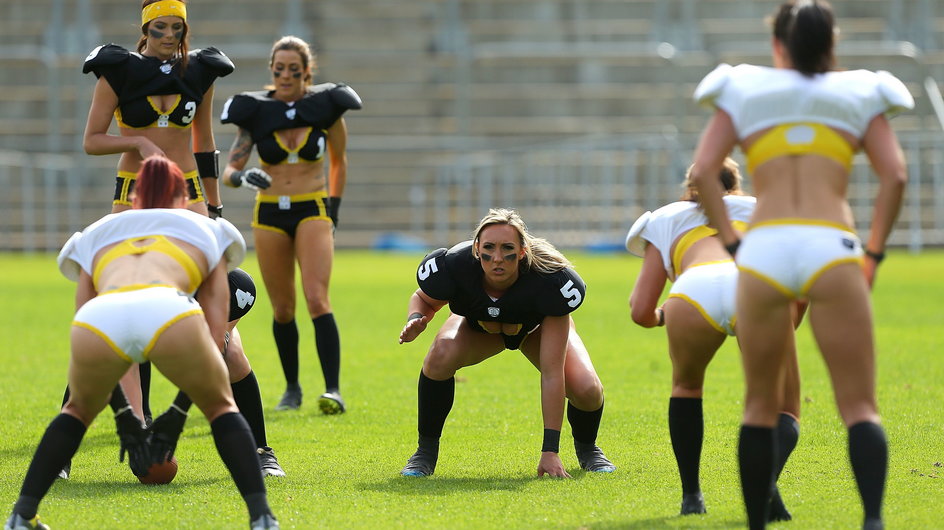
1, 0, 943, 252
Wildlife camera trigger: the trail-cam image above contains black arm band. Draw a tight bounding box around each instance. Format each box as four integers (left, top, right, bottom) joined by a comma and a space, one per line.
194, 150, 219, 179
207, 204, 222, 218
725, 239, 741, 257
864, 249, 885, 264
542, 428, 561, 453
408, 312, 424, 322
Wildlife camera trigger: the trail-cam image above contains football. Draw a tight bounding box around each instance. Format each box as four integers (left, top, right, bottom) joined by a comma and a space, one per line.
137, 456, 178, 485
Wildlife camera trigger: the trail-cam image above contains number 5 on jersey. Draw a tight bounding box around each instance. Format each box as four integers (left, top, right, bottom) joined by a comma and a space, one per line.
559, 280, 582, 308
418, 258, 439, 280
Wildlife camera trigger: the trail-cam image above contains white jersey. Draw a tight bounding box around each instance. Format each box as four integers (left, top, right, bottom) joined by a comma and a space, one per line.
694, 63, 914, 139
626, 195, 756, 279
57, 208, 246, 282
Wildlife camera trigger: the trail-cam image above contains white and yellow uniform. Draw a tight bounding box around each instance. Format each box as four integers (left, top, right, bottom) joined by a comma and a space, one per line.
626, 195, 755, 335
694, 64, 914, 298
57, 209, 246, 363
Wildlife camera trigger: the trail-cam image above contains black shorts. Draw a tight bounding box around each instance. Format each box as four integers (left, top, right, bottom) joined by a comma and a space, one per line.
114, 170, 204, 206
251, 191, 330, 238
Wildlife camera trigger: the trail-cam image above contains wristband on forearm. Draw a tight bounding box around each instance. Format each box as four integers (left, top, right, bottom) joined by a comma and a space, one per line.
407, 312, 424, 323
864, 249, 885, 264
207, 204, 223, 218
656, 307, 665, 327
541, 428, 561, 453
194, 150, 220, 179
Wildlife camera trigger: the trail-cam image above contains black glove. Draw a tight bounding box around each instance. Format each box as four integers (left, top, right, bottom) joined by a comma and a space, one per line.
327, 196, 341, 228
229, 168, 272, 190
114, 407, 151, 477
147, 405, 188, 465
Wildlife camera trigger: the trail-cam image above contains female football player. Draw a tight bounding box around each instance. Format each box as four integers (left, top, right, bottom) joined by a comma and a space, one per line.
221, 35, 361, 415
689, 1, 911, 527
398, 208, 615, 478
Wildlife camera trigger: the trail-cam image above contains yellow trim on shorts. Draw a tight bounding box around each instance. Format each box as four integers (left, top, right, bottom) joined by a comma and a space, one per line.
737, 265, 797, 299
667, 293, 727, 335
251, 191, 331, 234
141, 309, 204, 361
799, 257, 864, 295
686, 259, 735, 269
746, 122, 854, 174
113, 170, 202, 206
749, 218, 854, 232
71, 321, 134, 363
255, 191, 327, 203
99, 283, 176, 296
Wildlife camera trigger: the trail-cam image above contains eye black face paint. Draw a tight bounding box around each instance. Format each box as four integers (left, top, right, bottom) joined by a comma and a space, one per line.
292, 72, 302, 79
503, 253, 517, 262
480, 253, 493, 262
149, 28, 163, 39
174, 30, 183, 40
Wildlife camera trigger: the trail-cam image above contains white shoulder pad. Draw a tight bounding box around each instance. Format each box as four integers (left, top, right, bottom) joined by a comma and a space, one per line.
624, 211, 652, 257
876, 71, 915, 116
693, 63, 733, 108
57, 232, 83, 281
723, 195, 757, 223
216, 218, 247, 271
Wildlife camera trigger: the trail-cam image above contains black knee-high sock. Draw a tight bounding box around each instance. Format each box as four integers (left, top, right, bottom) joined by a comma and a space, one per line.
849, 421, 887, 522
739, 425, 776, 530
567, 401, 604, 445
312, 314, 341, 392
273, 319, 299, 385
13, 414, 87, 519
231, 371, 267, 448
669, 397, 704, 495
774, 413, 799, 480
210, 412, 270, 520
417, 371, 455, 441
139, 361, 152, 420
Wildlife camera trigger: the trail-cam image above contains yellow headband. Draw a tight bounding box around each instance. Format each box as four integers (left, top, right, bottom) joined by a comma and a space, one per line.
141, 0, 187, 26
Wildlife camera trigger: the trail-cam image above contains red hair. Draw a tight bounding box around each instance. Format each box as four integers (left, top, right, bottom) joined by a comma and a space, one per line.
133, 155, 188, 209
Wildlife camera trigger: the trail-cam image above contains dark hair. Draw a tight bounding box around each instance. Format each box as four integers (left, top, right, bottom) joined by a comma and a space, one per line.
268, 35, 315, 86
133, 155, 187, 209
137, 0, 190, 72
772, 0, 835, 75
681, 157, 744, 202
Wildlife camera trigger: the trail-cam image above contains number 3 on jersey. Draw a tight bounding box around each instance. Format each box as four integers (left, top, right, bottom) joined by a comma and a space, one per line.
418, 258, 439, 280
559, 280, 582, 308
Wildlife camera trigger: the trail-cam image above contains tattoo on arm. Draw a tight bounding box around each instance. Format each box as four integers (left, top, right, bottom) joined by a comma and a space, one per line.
228, 128, 254, 167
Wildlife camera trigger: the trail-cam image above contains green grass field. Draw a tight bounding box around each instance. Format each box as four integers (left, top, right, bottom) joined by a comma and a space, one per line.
0, 250, 941, 529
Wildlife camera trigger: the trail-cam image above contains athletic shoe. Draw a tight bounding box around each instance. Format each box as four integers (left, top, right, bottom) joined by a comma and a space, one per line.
400, 447, 437, 477
275, 384, 302, 411
317, 392, 346, 415
257, 446, 286, 477
58, 460, 70, 480
574, 441, 616, 473
4, 513, 49, 530
680, 491, 707, 515
249, 513, 279, 530
768, 486, 791, 522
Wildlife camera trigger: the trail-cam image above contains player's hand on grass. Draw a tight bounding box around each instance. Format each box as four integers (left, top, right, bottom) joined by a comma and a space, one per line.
114, 407, 151, 477
399, 315, 428, 344
147, 406, 187, 464
537, 452, 571, 478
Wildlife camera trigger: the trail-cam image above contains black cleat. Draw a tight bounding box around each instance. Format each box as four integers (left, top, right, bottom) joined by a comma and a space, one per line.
401, 447, 438, 477
275, 384, 302, 411
4, 513, 49, 530
257, 446, 286, 477
58, 460, 71, 480
574, 441, 616, 473
863, 518, 884, 530
249, 513, 279, 530
768, 486, 792, 522
317, 391, 346, 415
680, 491, 707, 515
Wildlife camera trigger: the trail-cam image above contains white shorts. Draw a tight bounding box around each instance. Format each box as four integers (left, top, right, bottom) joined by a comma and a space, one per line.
738, 222, 863, 298
72, 285, 204, 363
669, 260, 738, 336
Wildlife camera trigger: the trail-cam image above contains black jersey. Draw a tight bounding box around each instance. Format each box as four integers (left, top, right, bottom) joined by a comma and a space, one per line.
416, 241, 586, 350
220, 83, 362, 165
83, 44, 234, 129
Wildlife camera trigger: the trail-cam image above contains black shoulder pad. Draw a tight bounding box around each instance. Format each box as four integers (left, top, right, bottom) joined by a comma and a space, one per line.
220, 92, 262, 126
192, 47, 235, 77
329, 83, 363, 110
416, 247, 453, 301
537, 268, 586, 316
82, 44, 130, 75
227, 267, 256, 322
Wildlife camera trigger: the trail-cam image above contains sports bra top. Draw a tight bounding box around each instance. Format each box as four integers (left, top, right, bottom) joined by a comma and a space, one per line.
93, 235, 203, 293
83, 44, 234, 129
221, 83, 362, 165
745, 122, 855, 174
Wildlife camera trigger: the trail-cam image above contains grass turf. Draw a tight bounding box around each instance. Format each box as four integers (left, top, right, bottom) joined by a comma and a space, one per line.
0, 250, 941, 528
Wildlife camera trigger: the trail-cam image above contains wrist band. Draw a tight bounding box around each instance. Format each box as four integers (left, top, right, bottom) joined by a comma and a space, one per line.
194, 150, 219, 179
207, 204, 222, 218
407, 312, 424, 323
169, 403, 189, 416
113, 405, 132, 418
542, 428, 561, 453
657, 308, 665, 327
864, 249, 885, 264
725, 239, 741, 257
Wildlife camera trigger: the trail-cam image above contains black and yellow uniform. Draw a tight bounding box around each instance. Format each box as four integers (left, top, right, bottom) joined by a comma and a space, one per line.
220, 83, 362, 165
416, 241, 586, 349
83, 44, 235, 204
